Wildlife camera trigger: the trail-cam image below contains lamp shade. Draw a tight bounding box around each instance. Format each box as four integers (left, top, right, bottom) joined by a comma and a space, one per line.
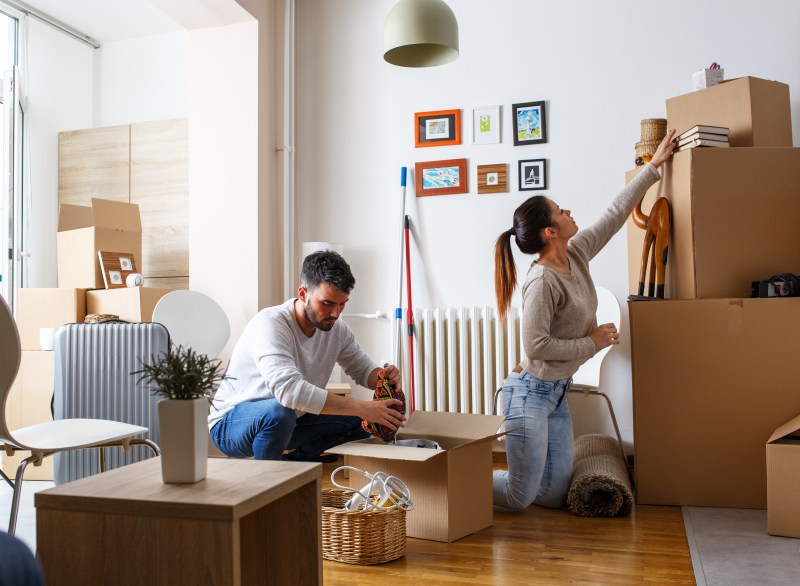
383, 0, 459, 68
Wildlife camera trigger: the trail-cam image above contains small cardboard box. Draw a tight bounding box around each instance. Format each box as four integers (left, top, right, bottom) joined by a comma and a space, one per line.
57, 198, 143, 289
767, 413, 800, 537
630, 298, 800, 508
691, 68, 724, 90
86, 287, 171, 323
3, 351, 56, 480
626, 147, 800, 299
666, 76, 792, 147
328, 410, 505, 542
16, 288, 87, 350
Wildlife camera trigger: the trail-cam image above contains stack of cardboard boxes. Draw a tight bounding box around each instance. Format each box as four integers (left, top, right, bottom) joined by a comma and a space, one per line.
625, 77, 800, 533
5, 198, 171, 479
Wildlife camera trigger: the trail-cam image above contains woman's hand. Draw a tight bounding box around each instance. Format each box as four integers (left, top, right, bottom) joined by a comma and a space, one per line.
590, 322, 620, 350
650, 128, 678, 168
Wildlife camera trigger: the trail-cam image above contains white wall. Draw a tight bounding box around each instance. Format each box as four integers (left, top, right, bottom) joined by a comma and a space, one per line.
296, 0, 800, 447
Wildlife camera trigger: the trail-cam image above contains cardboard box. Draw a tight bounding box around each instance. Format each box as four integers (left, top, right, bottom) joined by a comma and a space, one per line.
3, 351, 56, 480
86, 287, 171, 323
328, 410, 504, 542
666, 76, 792, 148
16, 288, 87, 350
630, 298, 800, 508
626, 148, 800, 299
766, 413, 800, 537
57, 198, 143, 289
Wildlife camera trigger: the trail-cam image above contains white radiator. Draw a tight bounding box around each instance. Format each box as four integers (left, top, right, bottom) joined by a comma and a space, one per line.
399, 306, 523, 415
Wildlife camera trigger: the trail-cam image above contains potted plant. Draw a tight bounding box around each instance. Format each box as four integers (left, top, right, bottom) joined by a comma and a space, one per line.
135, 344, 223, 483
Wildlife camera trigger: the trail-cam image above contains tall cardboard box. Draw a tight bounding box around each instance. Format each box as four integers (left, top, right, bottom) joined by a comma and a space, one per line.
3, 351, 56, 480
766, 414, 800, 538
328, 410, 504, 542
666, 77, 792, 147
626, 148, 800, 299
16, 288, 87, 350
57, 198, 143, 289
86, 287, 171, 323
630, 298, 800, 508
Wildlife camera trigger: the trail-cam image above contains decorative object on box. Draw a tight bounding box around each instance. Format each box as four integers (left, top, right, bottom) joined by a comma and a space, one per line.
361, 369, 406, 442
512, 100, 547, 145
567, 434, 633, 517
384, 0, 459, 68
674, 124, 730, 152
692, 62, 724, 90
632, 196, 671, 298
751, 273, 800, 298
125, 273, 143, 287
471, 105, 501, 145
152, 290, 230, 359
98, 251, 138, 289
414, 158, 467, 196
0, 296, 160, 535
518, 158, 547, 191
634, 118, 667, 165
84, 313, 120, 323
477, 163, 507, 194
414, 109, 461, 148
134, 344, 224, 483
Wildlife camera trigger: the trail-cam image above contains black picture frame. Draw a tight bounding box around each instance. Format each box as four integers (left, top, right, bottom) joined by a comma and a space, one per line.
512, 100, 547, 146
518, 159, 547, 191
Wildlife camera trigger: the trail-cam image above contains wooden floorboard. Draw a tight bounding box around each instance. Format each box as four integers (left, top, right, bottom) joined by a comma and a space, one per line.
321, 458, 695, 585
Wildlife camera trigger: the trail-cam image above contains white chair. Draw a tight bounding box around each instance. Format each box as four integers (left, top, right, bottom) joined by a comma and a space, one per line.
0, 295, 159, 535
152, 290, 230, 359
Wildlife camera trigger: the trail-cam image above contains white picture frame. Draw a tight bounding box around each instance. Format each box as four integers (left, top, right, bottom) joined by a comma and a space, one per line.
471, 105, 501, 145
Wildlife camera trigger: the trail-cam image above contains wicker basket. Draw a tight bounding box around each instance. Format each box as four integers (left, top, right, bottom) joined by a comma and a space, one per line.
635, 140, 661, 158
640, 118, 667, 142
321, 487, 406, 565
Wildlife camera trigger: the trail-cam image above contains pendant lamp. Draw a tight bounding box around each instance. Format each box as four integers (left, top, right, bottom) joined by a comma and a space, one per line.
383, 0, 459, 68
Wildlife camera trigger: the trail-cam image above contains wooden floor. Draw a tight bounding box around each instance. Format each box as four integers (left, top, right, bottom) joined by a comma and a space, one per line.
321, 458, 695, 585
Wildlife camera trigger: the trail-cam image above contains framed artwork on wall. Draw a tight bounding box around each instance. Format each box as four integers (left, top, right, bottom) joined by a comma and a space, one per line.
415, 109, 461, 148
471, 106, 501, 145
518, 159, 547, 191
477, 164, 507, 194
512, 100, 547, 146
415, 158, 468, 196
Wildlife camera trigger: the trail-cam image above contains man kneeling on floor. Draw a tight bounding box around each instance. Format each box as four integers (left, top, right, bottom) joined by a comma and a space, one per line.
209, 250, 405, 461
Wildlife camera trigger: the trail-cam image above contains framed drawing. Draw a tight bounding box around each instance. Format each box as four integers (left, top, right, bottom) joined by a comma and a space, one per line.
477, 164, 507, 194
518, 159, 547, 191
415, 109, 461, 148
472, 105, 501, 145
512, 100, 547, 146
415, 158, 468, 196
98, 251, 138, 289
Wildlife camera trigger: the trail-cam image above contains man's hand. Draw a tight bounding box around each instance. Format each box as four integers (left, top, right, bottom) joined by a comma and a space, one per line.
367, 363, 402, 391
359, 398, 406, 431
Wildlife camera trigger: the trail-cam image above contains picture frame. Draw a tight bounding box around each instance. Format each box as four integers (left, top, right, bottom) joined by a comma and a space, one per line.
415, 158, 468, 196
471, 105, 501, 145
512, 100, 547, 146
477, 164, 507, 194
415, 109, 461, 148
98, 251, 138, 289
518, 159, 547, 191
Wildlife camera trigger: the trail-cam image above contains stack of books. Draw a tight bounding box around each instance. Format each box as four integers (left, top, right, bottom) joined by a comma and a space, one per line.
675, 125, 730, 151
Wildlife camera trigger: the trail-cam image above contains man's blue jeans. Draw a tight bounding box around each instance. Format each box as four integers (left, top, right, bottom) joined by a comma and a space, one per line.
492, 371, 574, 510
210, 397, 369, 461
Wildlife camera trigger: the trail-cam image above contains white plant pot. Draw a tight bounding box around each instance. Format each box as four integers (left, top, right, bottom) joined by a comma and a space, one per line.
157, 397, 209, 483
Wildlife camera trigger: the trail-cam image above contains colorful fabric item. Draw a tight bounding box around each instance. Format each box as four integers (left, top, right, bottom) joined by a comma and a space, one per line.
361, 370, 406, 442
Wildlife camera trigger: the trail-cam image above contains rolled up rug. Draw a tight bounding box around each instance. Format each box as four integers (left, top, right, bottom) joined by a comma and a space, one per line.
567, 433, 633, 517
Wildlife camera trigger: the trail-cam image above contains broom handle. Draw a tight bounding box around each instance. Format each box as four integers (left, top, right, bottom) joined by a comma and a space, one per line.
405, 214, 416, 413
393, 167, 407, 367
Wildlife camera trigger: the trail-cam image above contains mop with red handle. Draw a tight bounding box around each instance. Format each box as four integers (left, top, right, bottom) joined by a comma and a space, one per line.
404, 214, 416, 413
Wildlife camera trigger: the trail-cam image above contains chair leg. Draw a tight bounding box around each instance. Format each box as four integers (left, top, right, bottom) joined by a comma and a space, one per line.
493, 388, 503, 415
8, 455, 38, 536
130, 438, 161, 456
100, 447, 106, 472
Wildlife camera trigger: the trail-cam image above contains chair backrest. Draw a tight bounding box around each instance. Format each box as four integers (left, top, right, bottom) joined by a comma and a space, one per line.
571, 286, 621, 388
152, 290, 230, 359
0, 295, 21, 441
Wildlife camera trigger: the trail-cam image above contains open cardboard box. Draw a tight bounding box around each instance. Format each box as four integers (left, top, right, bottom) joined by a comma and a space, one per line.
767, 413, 800, 538
86, 287, 171, 323
57, 198, 143, 289
328, 410, 505, 542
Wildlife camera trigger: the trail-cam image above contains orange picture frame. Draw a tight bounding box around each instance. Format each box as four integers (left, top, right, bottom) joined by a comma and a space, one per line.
414, 109, 461, 148
415, 158, 468, 197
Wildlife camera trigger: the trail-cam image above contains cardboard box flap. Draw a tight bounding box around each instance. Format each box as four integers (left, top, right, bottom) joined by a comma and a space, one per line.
768, 412, 800, 444
397, 410, 505, 442
327, 438, 445, 462
58, 204, 94, 232
91, 198, 142, 232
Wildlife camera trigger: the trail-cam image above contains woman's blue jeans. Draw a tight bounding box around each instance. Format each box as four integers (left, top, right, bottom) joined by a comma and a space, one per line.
210, 397, 369, 461
493, 371, 574, 510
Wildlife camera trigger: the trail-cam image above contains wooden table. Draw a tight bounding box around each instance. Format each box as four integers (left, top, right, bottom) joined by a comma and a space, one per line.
35, 458, 322, 586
